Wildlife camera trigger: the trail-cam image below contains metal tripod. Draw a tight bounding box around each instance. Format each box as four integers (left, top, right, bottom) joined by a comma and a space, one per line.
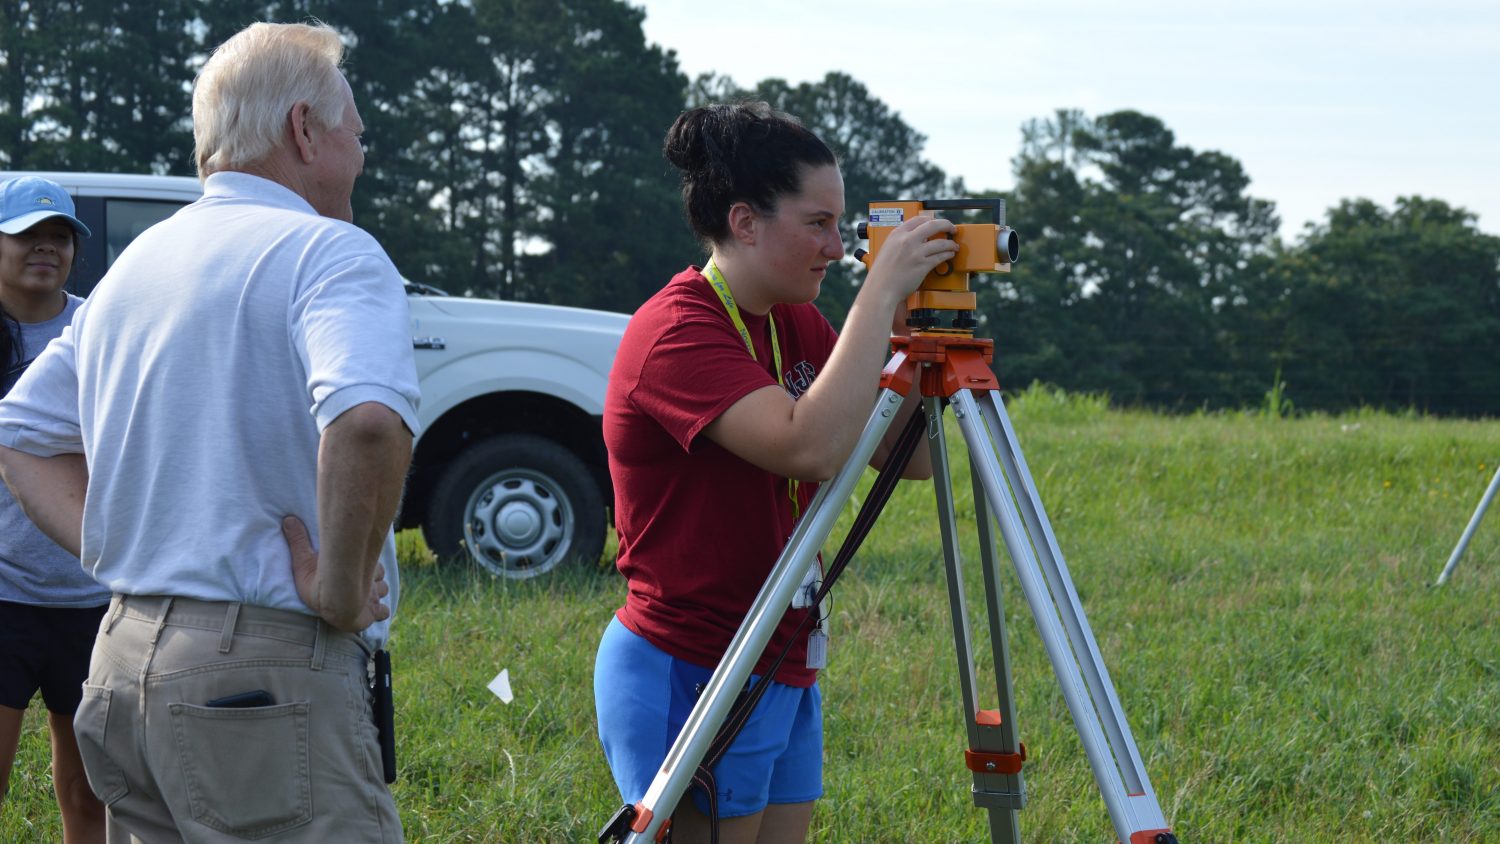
1436, 463, 1500, 584
603, 332, 1177, 844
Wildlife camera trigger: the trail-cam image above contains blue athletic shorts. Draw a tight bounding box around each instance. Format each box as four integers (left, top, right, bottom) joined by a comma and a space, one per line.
593, 616, 822, 818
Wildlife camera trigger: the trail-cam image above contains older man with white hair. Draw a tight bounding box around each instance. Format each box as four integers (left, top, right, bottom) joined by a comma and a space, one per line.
0, 22, 416, 842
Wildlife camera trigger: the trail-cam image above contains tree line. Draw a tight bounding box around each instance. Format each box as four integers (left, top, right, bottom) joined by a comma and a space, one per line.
4, 1, 1498, 415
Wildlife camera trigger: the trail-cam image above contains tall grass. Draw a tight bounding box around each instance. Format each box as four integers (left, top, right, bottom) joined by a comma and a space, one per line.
5, 396, 1497, 842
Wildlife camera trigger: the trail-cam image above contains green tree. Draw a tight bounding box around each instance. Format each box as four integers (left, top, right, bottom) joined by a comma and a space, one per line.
995, 108, 1280, 407
518, 0, 696, 310
376, 0, 690, 305
202, 0, 690, 309
1, 0, 197, 172
197, 0, 504, 291
0, 0, 51, 167
1265, 197, 1500, 414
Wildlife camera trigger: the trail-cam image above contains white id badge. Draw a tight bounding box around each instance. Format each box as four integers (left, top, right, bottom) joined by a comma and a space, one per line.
805, 627, 828, 670
790, 561, 819, 609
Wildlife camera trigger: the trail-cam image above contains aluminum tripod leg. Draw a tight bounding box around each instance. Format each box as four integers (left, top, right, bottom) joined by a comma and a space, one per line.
953, 389, 1171, 843
1437, 462, 1500, 584
926, 396, 1025, 844
618, 388, 909, 843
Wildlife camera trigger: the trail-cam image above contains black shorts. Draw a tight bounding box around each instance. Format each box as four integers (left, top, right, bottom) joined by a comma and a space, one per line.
0, 600, 108, 714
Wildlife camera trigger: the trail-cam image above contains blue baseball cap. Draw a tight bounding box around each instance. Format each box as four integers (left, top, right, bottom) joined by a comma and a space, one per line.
0, 176, 91, 237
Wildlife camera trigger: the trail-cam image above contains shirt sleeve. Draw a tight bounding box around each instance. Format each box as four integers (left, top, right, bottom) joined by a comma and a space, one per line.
0, 313, 84, 457
288, 248, 421, 436
630, 309, 779, 452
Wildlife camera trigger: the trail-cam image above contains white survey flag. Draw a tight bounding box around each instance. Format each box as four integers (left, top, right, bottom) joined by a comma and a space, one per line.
488, 669, 514, 704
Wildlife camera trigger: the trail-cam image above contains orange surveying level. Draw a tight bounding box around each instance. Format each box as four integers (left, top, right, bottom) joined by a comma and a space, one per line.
854, 197, 1019, 333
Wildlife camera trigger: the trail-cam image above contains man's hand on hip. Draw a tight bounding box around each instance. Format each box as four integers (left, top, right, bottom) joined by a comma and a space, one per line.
283, 515, 390, 632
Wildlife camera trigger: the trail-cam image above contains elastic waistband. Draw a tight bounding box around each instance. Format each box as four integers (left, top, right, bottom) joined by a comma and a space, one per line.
110, 594, 370, 665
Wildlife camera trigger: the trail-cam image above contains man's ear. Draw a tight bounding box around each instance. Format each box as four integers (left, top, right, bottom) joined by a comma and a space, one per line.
727, 201, 758, 246
288, 101, 316, 165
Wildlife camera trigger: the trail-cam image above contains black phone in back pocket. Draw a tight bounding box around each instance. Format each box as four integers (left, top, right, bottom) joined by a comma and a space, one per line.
205, 690, 275, 708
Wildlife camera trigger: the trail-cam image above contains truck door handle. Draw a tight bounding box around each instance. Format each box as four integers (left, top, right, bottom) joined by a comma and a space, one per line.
413, 336, 446, 350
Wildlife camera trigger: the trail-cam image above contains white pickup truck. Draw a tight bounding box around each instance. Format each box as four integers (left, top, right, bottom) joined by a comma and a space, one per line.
5, 171, 627, 578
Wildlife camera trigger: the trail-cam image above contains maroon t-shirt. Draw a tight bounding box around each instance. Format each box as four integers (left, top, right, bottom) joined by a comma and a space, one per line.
606, 266, 839, 687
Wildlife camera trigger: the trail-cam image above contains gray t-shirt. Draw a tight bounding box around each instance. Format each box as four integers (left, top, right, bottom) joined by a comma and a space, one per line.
0, 293, 109, 607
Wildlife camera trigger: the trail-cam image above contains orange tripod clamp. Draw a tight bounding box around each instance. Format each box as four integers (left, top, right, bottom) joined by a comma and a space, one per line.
879, 335, 999, 400
964, 710, 1026, 775
965, 744, 1027, 775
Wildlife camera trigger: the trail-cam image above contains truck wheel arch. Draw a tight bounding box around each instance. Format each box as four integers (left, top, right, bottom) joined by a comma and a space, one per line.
400, 390, 612, 546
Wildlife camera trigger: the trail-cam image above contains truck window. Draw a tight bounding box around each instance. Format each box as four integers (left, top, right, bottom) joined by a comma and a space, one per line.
106, 199, 187, 266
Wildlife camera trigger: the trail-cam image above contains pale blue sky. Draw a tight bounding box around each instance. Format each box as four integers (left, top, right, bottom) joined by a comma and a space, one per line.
633, 0, 1499, 240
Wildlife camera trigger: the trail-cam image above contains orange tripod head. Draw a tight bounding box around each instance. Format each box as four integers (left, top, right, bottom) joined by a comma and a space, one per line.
853, 198, 1019, 335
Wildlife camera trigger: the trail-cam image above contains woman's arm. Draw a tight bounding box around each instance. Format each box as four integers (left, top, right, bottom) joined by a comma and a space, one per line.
704, 215, 957, 482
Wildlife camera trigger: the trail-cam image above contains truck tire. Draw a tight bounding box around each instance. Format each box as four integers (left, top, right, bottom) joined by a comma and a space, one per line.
425, 434, 605, 578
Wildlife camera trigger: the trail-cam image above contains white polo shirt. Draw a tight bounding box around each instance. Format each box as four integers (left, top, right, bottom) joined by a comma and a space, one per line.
0, 172, 420, 644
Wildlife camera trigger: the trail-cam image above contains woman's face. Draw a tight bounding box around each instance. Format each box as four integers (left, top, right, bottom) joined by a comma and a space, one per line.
0, 218, 75, 299
752, 164, 846, 306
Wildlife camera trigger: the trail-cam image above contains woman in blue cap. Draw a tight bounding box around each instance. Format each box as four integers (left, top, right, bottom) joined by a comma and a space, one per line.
0, 175, 106, 842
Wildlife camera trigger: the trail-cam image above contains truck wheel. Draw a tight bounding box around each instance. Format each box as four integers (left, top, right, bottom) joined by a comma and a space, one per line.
425, 434, 605, 578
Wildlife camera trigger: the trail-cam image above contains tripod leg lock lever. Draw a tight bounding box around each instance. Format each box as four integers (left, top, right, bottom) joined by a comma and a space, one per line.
597, 804, 635, 843
964, 741, 1027, 775
598, 803, 671, 843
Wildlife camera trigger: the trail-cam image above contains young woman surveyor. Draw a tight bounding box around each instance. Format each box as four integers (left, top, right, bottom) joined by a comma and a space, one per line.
0, 176, 106, 843
594, 102, 957, 844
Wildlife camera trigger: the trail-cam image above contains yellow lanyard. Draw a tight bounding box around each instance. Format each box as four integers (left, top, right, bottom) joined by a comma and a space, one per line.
703, 260, 800, 521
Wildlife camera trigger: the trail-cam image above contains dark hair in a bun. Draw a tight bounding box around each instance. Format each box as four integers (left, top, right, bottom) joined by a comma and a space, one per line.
663, 102, 837, 246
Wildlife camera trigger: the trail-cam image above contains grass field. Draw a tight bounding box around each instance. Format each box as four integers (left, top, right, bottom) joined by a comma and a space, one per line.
5, 388, 1498, 842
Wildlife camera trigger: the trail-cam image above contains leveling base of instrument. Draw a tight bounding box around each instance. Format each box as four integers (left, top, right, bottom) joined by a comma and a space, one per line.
600, 330, 1178, 843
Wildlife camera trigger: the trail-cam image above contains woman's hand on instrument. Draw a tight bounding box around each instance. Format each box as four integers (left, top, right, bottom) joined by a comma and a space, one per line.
864, 215, 959, 308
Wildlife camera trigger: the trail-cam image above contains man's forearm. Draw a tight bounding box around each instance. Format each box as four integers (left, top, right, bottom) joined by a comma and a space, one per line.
0, 446, 87, 557
315, 403, 412, 630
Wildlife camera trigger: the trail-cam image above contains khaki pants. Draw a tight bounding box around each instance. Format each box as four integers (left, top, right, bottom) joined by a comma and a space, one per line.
73, 595, 402, 843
